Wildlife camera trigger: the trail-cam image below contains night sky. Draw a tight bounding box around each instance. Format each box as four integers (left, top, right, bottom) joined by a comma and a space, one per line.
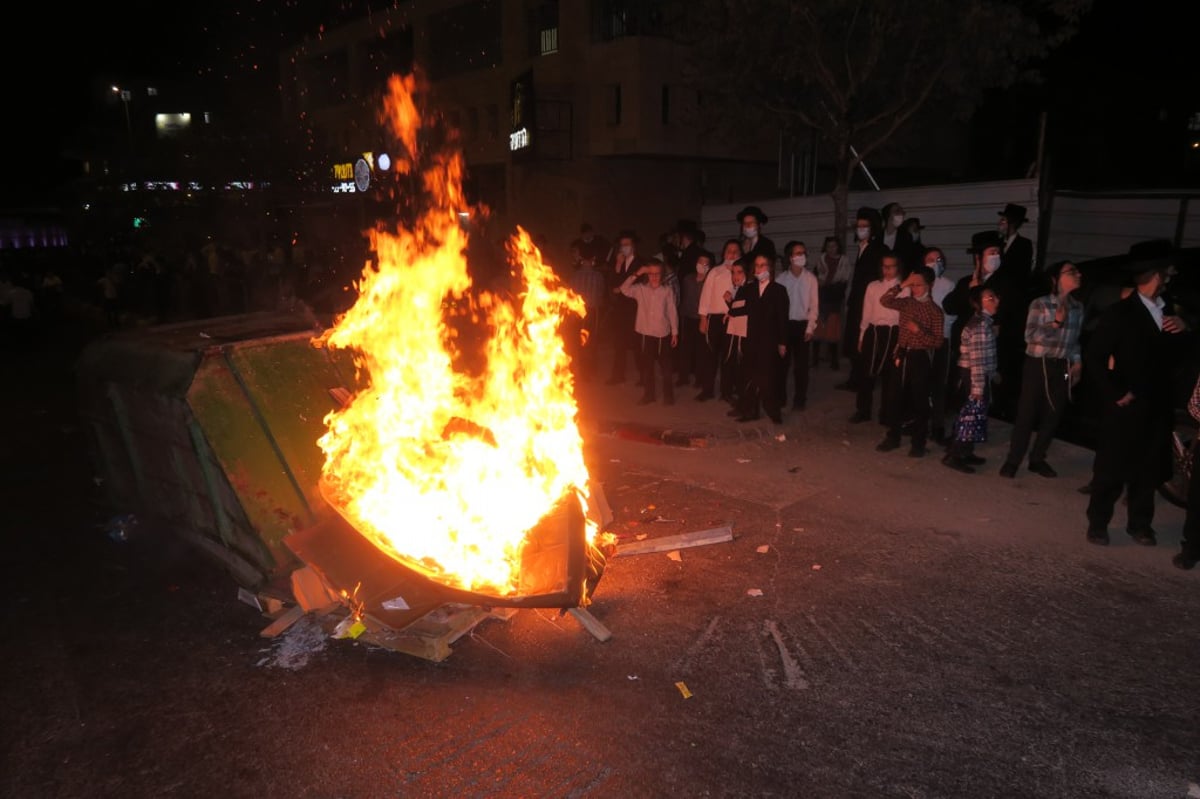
2, 0, 1196, 205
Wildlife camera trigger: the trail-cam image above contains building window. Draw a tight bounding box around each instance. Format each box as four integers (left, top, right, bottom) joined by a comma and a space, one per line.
529, 1, 559, 56
428, 0, 502, 80
486, 104, 499, 140
593, 0, 671, 41
468, 107, 480, 141
606, 84, 622, 126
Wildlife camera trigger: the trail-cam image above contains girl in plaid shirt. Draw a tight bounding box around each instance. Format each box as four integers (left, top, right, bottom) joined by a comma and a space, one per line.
943, 286, 1000, 473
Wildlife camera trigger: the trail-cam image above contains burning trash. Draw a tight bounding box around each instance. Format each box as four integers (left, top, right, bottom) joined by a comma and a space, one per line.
278, 74, 613, 656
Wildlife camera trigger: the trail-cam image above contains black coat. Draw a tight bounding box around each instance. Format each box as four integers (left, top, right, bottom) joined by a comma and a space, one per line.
1085, 292, 1181, 483
843, 240, 888, 352
729, 279, 789, 366
1001, 234, 1034, 294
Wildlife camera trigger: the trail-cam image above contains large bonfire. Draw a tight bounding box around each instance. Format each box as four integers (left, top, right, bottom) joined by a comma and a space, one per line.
315, 74, 598, 596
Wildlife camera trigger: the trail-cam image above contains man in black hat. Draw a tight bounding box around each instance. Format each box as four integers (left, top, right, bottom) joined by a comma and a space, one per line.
675, 219, 706, 280
1084, 258, 1189, 546
736, 206, 777, 273
998, 203, 1033, 291
572, 223, 610, 265
838, 206, 888, 393
943, 229, 1026, 420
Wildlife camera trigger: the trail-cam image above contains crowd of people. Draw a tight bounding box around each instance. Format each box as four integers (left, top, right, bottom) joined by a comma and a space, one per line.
563, 201, 1199, 572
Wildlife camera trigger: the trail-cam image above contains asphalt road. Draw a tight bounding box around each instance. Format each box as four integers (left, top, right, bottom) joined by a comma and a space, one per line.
3, 340, 1199, 799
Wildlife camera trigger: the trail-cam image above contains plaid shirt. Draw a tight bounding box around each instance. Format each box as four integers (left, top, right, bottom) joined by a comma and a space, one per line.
958, 311, 998, 397
880, 286, 944, 350
1024, 293, 1082, 363
1190, 373, 1200, 423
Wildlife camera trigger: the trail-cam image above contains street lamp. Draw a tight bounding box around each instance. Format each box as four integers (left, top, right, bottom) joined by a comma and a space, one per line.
111, 85, 132, 151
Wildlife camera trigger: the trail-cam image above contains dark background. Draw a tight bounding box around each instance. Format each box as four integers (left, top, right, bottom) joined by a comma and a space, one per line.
2, 0, 1198, 206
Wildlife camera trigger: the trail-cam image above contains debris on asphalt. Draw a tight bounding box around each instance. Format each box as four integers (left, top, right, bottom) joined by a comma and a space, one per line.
811, 564, 822, 571
101, 513, 137, 543
756, 545, 770, 554
793, 527, 804, 532
775, 434, 786, 442
788, 466, 801, 473
259, 615, 327, 670
735, 458, 751, 464
635, 533, 648, 541
675, 681, 693, 699
746, 588, 764, 597
627, 674, 639, 681
666, 550, 682, 561
615, 525, 734, 557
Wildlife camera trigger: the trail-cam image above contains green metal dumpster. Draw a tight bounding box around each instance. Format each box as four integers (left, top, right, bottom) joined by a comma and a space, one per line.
77, 311, 358, 589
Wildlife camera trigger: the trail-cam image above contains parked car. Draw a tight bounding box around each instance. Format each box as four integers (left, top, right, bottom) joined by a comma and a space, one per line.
1050, 241, 1200, 507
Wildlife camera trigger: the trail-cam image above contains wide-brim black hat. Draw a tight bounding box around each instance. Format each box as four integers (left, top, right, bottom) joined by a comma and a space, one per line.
967, 230, 1003, 254
855, 206, 882, 228
999, 203, 1028, 227
736, 206, 768, 225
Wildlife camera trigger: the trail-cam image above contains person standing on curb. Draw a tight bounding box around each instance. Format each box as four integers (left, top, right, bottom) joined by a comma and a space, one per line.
999, 260, 1083, 479
1173, 372, 1200, 570
775, 241, 819, 411
943, 286, 1000, 473
1084, 260, 1189, 546
619, 259, 679, 406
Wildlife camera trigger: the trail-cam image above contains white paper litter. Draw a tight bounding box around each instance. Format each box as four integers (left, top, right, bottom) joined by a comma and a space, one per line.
259, 616, 327, 670
736, 458, 752, 464
666, 550, 682, 561
746, 588, 764, 597
756, 545, 770, 553
382, 595, 410, 611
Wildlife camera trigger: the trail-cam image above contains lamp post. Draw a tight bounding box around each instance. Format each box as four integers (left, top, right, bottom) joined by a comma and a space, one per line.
111, 85, 132, 152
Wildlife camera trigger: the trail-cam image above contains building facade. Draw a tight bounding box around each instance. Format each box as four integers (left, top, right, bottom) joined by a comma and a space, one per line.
279, 0, 783, 266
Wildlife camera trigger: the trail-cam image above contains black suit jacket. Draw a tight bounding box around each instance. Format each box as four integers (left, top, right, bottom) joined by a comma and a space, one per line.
730, 279, 789, 366
1085, 292, 1181, 482
843, 240, 888, 351
1001, 234, 1034, 293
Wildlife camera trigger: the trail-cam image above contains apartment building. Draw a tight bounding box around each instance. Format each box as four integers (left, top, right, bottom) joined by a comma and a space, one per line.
280, 0, 781, 263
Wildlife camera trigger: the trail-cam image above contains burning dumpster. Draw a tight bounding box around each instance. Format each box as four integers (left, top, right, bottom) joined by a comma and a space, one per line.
77, 74, 613, 660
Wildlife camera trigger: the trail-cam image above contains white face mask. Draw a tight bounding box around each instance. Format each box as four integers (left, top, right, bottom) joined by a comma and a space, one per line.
928, 257, 945, 277
755, 270, 769, 282
892, 214, 904, 228
790, 255, 807, 269
855, 227, 870, 241
743, 226, 758, 239
983, 253, 1001, 274
696, 263, 710, 277
619, 245, 633, 256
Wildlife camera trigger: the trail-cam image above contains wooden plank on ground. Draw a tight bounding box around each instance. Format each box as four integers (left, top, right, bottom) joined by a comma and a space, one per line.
614, 525, 733, 557
568, 607, 612, 641
259, 605, 305, 638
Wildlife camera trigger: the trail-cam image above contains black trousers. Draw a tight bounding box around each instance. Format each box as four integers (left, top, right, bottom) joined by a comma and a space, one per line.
929, 339, 950, 436
1182, 452, 1200, 559
638, 334, 674, 402
1006, 355, 1070, 466
884, 348, 935, 445
698, 314, 729, 397
743, 344, 784, 420
856, 324, 899, 423
778, 320, 810, 407
607, 305, 638, 382
675, 316, 702, 383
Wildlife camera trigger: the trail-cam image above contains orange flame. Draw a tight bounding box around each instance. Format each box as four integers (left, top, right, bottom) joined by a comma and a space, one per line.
316, 75, 594, 595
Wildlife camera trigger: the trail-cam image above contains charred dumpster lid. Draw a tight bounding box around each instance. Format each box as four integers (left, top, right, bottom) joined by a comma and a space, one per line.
76, 311, 322, 397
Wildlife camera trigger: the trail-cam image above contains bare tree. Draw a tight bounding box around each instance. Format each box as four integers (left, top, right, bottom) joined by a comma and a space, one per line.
686, 0, 1092, 240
